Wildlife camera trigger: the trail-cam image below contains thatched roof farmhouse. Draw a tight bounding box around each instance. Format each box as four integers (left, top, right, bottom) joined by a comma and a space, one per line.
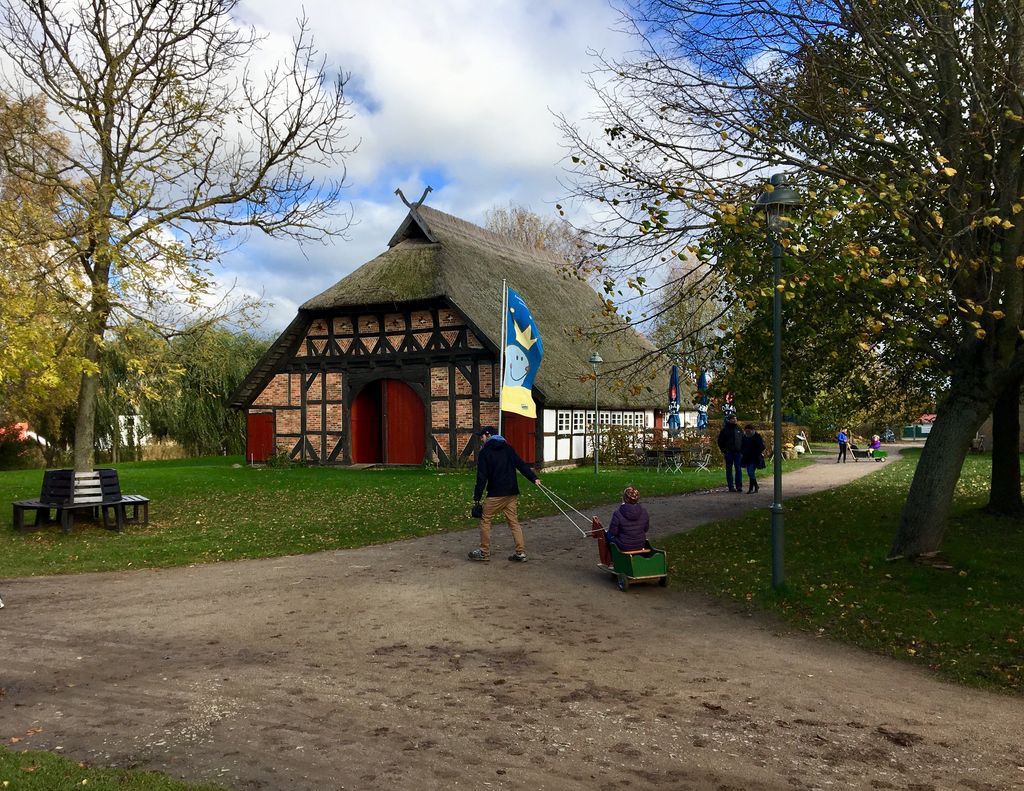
231, 204, 668, 466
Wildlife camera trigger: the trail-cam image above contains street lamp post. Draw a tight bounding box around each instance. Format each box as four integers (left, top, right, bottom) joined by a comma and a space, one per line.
755, 173, 801, 590
589, 351, 603, 475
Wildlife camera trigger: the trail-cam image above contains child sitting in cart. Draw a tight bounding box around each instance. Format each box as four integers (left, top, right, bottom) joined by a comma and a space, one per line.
606, 486, 650, 552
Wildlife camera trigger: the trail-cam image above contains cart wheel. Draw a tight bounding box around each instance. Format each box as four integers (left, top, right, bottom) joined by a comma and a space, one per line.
616, 574, 629, 592
659, 576, 669, 587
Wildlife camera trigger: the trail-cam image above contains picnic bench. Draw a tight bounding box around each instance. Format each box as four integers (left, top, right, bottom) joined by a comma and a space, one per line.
12, 468, 149, 533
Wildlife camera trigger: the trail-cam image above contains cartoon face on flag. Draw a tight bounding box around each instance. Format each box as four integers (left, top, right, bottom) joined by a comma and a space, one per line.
501, 288, 543, 418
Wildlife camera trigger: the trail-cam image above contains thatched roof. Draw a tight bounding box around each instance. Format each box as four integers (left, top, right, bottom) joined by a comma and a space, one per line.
235, 205, 671, 409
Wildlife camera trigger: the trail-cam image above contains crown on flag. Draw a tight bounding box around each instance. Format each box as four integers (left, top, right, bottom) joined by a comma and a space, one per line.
512, 317, 538, 350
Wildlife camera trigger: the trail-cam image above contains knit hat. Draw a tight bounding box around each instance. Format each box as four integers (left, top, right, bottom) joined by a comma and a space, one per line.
623, 486, 640, 504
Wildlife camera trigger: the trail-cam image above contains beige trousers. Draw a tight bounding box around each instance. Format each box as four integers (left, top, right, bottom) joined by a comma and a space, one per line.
478, 495, 525, 555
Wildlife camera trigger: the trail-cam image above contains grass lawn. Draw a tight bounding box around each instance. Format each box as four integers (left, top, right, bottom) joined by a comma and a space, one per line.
0, 746, 226, 790
0, 456, 811, 578
662, 448, 1024, 694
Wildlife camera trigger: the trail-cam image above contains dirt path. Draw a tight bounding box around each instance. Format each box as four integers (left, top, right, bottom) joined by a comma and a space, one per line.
1, 452, 1022, 791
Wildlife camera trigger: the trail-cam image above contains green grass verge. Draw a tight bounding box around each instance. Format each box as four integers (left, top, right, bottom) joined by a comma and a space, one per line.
0, 457, 808, 578
662, 448, 1024, 694
0, 745, 225, 790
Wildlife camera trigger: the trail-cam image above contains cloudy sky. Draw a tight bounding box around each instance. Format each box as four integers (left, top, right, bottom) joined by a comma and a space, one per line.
222, 0, 633, 334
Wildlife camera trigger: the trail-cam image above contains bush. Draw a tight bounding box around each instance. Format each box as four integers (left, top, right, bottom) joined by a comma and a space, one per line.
0, 433, 45, 471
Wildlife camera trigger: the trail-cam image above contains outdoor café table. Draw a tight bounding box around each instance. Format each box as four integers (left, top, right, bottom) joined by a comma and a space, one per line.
683, 446, 712, 472
646, 448, 684, 473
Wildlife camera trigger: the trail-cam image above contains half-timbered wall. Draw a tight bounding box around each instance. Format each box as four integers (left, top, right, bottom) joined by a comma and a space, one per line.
246, 303, 498, 466
542, 407, 656, 463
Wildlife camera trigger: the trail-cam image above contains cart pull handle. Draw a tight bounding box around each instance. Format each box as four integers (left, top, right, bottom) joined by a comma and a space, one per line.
535, 482, 594, 536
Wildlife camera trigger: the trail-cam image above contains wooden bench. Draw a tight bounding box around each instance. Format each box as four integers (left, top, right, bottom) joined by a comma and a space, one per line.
12, 469, 149, 533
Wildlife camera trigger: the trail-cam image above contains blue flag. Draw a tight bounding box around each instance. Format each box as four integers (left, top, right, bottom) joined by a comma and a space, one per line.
667, 365, 681, 431
696, 369, 709, 430
501, 287, 543, 418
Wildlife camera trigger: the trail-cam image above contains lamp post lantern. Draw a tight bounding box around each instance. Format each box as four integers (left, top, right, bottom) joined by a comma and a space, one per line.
589, 351, 603, 475
754, 173, 801, 589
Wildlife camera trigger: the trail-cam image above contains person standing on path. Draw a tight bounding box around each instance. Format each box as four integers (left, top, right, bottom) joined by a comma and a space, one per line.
837, 427, 849, 463
740, 424, 766, 493
716, 415, 744, 492
469, 426, 541, 563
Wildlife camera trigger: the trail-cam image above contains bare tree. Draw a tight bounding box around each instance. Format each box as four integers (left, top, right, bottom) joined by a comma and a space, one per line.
0, 0, 355, 470
561, 0, 1024, 556
647, 258, 727, 373
483, 202, 590, 266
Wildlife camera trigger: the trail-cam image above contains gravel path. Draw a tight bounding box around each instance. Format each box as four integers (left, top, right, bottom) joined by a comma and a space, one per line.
1, 450, 1021, 790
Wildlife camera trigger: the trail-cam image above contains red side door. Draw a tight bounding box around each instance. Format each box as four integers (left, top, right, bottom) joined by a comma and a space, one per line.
246, 413, 275, 464
503, 412, 536, 464
384, 380, 425, 464
351, 382, 383, 464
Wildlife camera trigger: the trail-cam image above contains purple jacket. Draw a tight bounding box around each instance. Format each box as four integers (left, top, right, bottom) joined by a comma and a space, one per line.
608, 502, 650, 551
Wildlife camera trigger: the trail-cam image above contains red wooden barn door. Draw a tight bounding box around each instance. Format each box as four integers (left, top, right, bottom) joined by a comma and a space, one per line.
384, 380, 425, 464
503, 412, 536, 464
351, 379, 425, 465
351, 382, 383, 463
246, 413, 274, 464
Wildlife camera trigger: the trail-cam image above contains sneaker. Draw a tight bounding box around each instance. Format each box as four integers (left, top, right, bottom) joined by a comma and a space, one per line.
467, 548, 489, 562
508, 551, 528, 563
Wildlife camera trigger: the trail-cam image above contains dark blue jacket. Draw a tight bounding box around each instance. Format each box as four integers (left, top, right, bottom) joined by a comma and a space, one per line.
473, 437, 537, 501
608, 502, 650, 551
717, 423, 743, 454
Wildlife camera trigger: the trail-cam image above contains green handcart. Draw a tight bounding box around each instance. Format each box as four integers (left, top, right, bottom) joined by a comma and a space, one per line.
600, 543, 670, 592
534, 483, 670, 592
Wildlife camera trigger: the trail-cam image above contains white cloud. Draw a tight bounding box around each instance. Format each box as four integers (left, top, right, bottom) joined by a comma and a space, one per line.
220, 0, 631, 333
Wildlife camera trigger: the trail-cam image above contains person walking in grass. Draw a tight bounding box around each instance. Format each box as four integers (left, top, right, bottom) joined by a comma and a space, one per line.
469, 425, 541, 563
837, 427, 849, 463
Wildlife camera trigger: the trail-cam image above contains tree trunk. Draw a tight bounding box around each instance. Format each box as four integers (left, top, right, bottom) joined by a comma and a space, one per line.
987, 374, 1022, 515
72, 332, 102, 472
889, 384, 991, 559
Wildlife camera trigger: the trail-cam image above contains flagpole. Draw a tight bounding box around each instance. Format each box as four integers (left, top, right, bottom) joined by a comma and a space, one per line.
498, 279, 508, 435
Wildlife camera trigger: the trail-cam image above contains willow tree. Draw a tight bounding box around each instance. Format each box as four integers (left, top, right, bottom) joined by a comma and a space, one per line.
562, 0, 1024, 556
141, 327, 270, 456
0, 0, 354, 471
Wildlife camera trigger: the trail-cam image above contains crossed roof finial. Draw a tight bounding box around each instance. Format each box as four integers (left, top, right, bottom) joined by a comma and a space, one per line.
395, 185, 433, 210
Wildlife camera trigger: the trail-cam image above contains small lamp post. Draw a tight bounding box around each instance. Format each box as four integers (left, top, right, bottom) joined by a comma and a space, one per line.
589, 351, 603, 475
755, 173, 801, 589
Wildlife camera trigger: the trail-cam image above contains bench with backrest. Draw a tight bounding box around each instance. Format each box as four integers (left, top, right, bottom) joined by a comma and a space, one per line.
12, 469, 149, 533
